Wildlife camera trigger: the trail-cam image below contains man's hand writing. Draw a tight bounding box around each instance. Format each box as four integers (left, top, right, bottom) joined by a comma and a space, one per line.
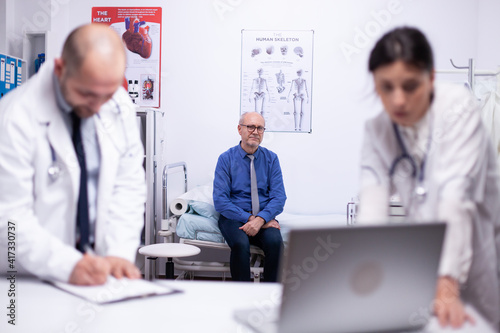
69, 253, 111, 285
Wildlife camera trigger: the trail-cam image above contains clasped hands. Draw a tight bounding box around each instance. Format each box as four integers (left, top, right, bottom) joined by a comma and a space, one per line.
240, 215, 280, 237
69, 254, 141, 286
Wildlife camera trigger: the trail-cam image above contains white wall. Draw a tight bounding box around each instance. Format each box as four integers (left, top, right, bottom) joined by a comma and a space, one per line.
477, 0, 500, 69
0, 0, 7, 53
7, 0, 500, 215
0, 0, 22, 56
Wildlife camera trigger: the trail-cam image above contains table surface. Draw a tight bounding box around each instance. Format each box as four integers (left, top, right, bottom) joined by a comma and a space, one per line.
0, 277, 494, 333
138, 243, 201, 258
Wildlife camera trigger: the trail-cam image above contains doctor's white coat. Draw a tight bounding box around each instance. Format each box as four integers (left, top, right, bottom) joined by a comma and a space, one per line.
0, 62, 146, 283
358, 83, 500, 329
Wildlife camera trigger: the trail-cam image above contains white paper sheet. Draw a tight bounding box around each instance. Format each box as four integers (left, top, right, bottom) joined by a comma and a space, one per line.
50, 277, 181, 304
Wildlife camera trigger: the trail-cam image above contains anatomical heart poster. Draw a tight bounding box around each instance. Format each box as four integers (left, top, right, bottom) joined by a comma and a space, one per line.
92, 7, 161, 108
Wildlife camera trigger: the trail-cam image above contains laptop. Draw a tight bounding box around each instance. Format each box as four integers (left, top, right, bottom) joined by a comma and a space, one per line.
234, 222, 446, 333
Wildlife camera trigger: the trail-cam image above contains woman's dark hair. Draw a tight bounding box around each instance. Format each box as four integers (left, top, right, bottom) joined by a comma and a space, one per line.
368, 27, 434, 73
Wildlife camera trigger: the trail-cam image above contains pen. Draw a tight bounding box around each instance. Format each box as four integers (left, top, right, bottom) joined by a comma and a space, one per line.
83, 244, 96, 256
83, 244, 110, 282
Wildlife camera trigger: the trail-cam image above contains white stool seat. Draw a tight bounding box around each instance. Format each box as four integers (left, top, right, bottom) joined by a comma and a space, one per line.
139, 243, 201, 280
139, 243, 200, 258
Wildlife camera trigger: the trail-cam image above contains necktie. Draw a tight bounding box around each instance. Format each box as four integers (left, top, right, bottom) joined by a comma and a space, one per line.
247, 154, 260, 215
71, 112, 90, 252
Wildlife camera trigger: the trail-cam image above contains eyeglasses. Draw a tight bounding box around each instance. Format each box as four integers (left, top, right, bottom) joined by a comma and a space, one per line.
240, 124, 265, 134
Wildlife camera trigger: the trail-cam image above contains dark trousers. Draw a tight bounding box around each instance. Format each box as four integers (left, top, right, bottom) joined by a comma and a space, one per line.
218, 215, 283, 282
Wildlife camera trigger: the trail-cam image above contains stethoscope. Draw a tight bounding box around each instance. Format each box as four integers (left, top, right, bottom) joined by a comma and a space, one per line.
47, 143, 62, 181
389, 122, 430, 202
47, 98, 130, 182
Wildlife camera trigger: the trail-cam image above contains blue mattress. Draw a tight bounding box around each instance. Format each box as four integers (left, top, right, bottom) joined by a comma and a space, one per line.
176, 200, 347, 244
176, 202, 225, 243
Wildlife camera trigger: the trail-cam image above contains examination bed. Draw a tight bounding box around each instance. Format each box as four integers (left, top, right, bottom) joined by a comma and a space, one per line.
159, 162, 347, 281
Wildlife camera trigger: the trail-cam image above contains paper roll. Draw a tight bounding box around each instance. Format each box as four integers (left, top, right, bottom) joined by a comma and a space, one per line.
170, 198, 189, 215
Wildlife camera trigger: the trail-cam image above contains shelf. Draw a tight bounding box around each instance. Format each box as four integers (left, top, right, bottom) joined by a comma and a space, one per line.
23, 31, 47, 78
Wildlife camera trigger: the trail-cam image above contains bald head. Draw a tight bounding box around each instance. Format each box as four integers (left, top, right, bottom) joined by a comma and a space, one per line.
55, 24, 127, 118
239, 112, 265, 126
61, 23, 126, 77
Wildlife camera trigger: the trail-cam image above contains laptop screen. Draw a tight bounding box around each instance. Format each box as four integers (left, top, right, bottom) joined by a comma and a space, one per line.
277, 222, 445, 333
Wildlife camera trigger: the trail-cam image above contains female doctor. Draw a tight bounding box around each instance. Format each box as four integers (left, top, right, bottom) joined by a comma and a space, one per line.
358, 27, 500, 330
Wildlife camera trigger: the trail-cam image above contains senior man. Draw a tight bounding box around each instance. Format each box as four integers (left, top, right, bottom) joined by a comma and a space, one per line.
0, 24, 146, 285
213, 112, 286, 282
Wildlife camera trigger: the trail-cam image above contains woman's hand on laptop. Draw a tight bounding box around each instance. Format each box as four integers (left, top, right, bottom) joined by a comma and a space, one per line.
434, 276, 475, 328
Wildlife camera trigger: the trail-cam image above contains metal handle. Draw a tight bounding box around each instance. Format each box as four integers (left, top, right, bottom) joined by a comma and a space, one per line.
450, 58, 475, 91
162, 162, 188, 220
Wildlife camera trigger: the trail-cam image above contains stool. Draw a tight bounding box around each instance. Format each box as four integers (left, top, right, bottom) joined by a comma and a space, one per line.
139, 243, 201, 279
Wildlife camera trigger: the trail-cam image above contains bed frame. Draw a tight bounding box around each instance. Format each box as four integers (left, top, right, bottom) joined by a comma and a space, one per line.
160, 162, 265, 282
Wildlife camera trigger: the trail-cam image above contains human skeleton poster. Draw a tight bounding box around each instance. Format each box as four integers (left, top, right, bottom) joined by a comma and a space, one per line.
240, 30, 314, 132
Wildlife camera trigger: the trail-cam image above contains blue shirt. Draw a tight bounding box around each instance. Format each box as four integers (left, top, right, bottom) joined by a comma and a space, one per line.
213, 143, 286, 223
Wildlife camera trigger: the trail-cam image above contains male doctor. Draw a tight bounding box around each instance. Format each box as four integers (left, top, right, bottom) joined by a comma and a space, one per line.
0, 24, 146, 285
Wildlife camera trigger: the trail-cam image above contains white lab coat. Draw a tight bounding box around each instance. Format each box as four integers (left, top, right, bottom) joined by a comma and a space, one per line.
358, 83, 500, 329
0, 62, 146, 283
481, 89, 500, 169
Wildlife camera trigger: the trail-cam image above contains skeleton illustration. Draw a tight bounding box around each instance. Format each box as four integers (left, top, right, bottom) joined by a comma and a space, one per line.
251, 48, 261, 57
249, 68, 270, 115
287, 69, 309, 131
275, 70, 285, 94
294, 46, 304, 58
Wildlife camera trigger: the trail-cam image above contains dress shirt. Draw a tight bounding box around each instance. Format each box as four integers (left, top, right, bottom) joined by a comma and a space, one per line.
213, 143, 286, 223
398, 108, 430, 168
53, 74, 100, 243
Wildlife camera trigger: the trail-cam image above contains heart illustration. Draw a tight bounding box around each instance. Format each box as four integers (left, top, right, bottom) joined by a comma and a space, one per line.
122, 17, 152, 59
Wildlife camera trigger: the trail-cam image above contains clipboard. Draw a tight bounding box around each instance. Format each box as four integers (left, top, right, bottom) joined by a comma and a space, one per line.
49, 277, 182, 304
